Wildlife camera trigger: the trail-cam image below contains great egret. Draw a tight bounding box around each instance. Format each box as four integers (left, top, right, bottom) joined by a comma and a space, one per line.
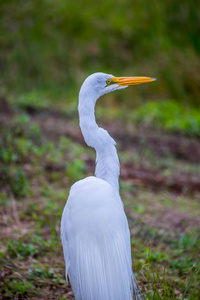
61, 72, 155, 300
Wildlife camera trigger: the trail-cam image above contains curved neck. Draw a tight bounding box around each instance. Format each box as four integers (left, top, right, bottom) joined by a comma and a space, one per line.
78, 94, 120, 192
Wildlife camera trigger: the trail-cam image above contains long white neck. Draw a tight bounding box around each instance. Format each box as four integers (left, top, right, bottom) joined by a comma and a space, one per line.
78, 92, 120, 192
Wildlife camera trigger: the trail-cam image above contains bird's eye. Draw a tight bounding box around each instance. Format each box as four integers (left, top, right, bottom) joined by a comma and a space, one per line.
106, 79, 111, 86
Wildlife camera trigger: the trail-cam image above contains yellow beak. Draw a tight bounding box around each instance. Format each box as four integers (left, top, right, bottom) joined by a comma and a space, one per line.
110, 76, 156, 87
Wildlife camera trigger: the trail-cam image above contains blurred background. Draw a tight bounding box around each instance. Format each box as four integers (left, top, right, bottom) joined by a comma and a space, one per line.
0, 1, 200, 299
1, 0, 200, 104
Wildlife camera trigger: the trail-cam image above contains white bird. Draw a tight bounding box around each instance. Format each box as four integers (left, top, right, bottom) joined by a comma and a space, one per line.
61, 72, 155, 300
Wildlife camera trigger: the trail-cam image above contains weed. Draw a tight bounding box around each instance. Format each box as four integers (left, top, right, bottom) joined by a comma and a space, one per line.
29, 266, 58, 279
1, 94, 200, 298
4, 279, 34, 297
0, 166, 30, 197
133, 100, 200, 137
15, 91, 49, 111
176, 233, 200, 251
7, 240, 38, 259
66, 159, 86, 182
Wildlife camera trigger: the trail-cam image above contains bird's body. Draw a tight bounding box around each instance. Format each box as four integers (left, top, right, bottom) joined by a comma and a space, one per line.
61, 73, 155, 300
61, 176, 135, 299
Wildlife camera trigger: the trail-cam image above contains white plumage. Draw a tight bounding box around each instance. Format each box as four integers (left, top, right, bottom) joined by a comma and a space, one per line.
61, 72, 155, 300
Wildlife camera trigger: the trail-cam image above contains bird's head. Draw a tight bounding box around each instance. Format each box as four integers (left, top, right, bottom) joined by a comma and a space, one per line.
79, 72, 156, 101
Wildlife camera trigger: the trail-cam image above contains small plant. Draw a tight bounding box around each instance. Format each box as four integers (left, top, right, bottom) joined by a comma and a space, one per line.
9, 168, 30, 197
29, 266, 56, 279
15, 91, 49, 111
142, 262, 200, 299
7, 240, 38, 258
176, 233, 199, 251
0, 165, 30, 197
4, 279, 34, 297
66, 159, 86, 181
133, 100, 200, 137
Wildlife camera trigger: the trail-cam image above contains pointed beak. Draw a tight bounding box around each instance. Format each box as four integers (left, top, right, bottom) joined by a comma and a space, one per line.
110, 76, 156, 87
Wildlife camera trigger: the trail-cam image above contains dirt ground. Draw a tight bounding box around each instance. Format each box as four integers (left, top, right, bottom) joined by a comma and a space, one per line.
0, 101, 200, 299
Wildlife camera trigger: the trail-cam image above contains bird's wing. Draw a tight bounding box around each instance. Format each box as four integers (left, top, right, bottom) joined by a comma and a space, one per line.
60, 204, 70, 282
61, 176, 141, 300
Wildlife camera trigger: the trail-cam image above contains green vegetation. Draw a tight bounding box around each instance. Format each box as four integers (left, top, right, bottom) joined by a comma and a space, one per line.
0, 0, 200, 298
1, 96, 200, 299
7, 240, 38, 259
4, 280, 35, 298
132, 100, 200, 137
0, 0, 200, 104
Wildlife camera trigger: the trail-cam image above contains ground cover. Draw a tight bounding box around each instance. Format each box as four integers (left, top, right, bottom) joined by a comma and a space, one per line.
0, 96, 200, 299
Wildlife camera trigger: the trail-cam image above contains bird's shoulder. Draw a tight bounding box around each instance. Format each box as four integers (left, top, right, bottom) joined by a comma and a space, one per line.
66, 176, 123, 210
61, 176, 126, 237
70, 176, 112, 194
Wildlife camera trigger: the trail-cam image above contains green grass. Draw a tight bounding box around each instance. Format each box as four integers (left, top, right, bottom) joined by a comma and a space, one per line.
7, 240, 39, 259
3, 280, 35, 298
132, 100, 200, 137
0, 0, 200, 104
0, 96, 200, 299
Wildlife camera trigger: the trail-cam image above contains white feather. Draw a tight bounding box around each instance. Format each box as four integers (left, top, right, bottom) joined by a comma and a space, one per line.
61, 177, 141, 300
61, 73, 143, 299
